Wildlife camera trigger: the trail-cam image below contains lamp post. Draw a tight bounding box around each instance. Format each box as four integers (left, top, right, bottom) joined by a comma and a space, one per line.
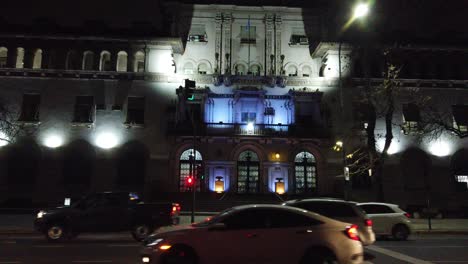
337, 3, 370, 200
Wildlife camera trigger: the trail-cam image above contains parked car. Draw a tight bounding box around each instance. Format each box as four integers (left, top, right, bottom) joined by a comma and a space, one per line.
34, 191, 180, 242
282, 198, 375, 246
141, 204, 364, 264
357, 202, 412, 240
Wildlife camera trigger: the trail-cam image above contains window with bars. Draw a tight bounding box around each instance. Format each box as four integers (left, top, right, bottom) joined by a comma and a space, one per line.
452, 105, 468, 133
126, 97, 145, 125
240, 26, 256, 44
264, 107, 275, 116
188, 25, 208, 42
18, 94, 40, 122
402, 103, 421, 134
73, 96, 95, 123
241, 112, 256, 123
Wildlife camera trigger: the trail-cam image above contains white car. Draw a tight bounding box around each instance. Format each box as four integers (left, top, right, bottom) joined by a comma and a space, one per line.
141, 204, 365, 264
357, 202, 413, 240
282, 199, 376, 246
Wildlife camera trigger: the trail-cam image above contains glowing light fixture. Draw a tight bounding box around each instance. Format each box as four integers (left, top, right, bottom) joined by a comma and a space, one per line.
354, 3, 369, 18
95, 132, 119, 149
428, 140, 451, 157
44, 134, 63, 148
215, 176, 224, 193
159, 244, 172, 250
0, 132, 9, 147
275, 152, 280, 159
247, 122, 254, 131
142, 257, 150, 263
275, 178, 285, 194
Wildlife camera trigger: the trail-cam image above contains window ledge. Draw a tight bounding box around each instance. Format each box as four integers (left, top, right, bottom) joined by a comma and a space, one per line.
71, 122, 94, 128
187, 41, 208, 46
288, 43, 309, 47
124, 123, 145, 129
16, 121, 41, 126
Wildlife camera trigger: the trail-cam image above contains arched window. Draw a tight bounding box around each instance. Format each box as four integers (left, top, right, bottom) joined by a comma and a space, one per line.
116, 51, 128, 72
286, 65, 298, 76
32, 49, 42, 69
100, 51, 112, 71
198, 63, 208, 75
82, 51, 94, 71
16, 47, 25, 69
250, 64, 260, 76
235, 64, 246, 75
0, 47, 7, 68
237, 150, 260, 193
134, 51, 145, 72
302, 65, 312, 77
66, 50, 80, 70
183, 62, 194, 74
294, 151, 317, 193
179, 149, 203, 192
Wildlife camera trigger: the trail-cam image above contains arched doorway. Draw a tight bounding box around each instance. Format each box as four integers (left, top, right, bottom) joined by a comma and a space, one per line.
294, 151, 317, 193
237, 150, 260, 193
179, 149, 202, 192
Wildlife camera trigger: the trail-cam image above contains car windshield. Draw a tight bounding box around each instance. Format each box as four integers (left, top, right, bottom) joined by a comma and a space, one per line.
192, 208, 235, 227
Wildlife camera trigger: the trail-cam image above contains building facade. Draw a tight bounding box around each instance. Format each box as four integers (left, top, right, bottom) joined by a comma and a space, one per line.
0, 3, 467, 212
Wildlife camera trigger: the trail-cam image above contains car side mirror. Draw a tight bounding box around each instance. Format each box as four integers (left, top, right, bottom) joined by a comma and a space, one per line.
208, 223, 226, 231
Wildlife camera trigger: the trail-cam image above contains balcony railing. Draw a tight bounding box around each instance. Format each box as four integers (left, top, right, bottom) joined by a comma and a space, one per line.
167, 121, 330, 138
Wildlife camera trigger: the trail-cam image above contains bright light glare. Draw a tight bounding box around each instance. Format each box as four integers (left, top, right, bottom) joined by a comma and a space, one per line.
247, 122, 254, 131
377, 139, 399, 155
428, 140, 451, 157
354, 3, 369, 18
95, 132, 119, 149
0, 132, 9, 147
44, 134, 63, 148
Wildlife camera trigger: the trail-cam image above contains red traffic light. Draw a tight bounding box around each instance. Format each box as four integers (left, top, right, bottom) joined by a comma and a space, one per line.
186, 176, 194, 187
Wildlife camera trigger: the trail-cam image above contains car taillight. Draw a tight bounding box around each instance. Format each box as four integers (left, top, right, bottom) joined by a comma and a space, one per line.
404, 212, 411, 218
345, 225, 360, 241
171, 203, 181, 216
365, 219, 373, 227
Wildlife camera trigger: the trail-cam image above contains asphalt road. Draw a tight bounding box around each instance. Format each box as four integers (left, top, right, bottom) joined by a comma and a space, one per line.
1, 233, 468, 264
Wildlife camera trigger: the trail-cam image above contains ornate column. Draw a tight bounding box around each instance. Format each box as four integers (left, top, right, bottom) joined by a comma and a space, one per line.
265, 14, 275, 76
274, 14, 283, 75
214, 13, 223, 74
222, 13, 232, 75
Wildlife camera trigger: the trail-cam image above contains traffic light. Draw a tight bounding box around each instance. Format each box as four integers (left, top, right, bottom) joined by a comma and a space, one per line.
184, 79, 196, 101
196, 165, 205, 180
186, 176, 194, 188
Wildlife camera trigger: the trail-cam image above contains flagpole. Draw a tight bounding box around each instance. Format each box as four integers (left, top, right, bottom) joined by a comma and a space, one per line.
248, 15, 250, 74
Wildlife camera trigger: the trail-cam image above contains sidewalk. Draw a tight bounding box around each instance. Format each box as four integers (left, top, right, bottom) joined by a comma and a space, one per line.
1, 213, 468, 235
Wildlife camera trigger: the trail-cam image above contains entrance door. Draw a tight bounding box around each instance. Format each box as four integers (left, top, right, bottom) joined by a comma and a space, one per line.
237, 150, 260, 193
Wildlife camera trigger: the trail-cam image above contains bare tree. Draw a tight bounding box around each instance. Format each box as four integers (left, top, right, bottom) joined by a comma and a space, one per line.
0, 97, 22, 145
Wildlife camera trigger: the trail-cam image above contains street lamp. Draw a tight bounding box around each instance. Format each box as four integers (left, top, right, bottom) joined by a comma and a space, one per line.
337, 3, 370, 200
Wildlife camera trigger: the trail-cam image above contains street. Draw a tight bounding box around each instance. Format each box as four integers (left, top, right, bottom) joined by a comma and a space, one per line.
1, 233, 468, 264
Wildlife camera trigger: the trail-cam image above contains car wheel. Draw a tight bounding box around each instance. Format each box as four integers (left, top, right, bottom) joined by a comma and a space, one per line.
392, 224, 410, 241
300, 248, 338, 264
131, 224, 153, 241
45, 224, 66, 242
161, 245, 197, 264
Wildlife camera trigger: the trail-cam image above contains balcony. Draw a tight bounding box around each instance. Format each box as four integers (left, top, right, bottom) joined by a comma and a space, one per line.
167, 122, 330, 138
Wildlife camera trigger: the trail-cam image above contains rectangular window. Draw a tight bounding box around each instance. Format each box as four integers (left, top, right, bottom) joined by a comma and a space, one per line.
456, 175, 468, 189
19, 94, 40, 122
240, 26, 256, 44
188, 24, 207, 42
264, 107, 275, 116
241, 112, 256, 122
402, 103, 421, 134
290, 28, 308, 45
452, 105, 468, 133
126, 97, 145, 125
73, 96, 95, 123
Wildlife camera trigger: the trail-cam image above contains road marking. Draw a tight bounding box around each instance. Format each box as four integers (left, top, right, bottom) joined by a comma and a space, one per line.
72, 261, 112, 263
33, 245, 65, 248
107, 244, 139, 247
367, 245, 434, 264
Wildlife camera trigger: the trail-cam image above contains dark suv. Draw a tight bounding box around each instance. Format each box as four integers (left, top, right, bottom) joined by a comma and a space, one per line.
282, 198, 375, 246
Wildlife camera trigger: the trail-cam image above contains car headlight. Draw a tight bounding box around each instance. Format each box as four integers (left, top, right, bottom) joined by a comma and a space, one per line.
146, 238, 164, 247
37, 210, 47, 219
